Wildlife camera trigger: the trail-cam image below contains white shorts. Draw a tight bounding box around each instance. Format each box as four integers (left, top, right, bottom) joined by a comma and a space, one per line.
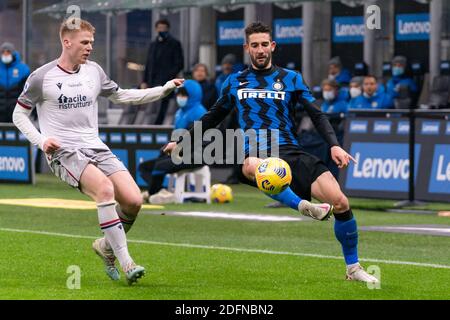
47, 148, 127, 188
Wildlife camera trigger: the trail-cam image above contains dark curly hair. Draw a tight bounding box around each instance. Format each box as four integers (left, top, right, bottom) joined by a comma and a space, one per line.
244, 22, 272, 43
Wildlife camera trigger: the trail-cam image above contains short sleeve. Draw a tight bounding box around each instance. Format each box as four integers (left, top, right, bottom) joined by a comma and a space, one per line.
17, 71, 42, 110
294, 72, 315, 103
94, 63, 119, 97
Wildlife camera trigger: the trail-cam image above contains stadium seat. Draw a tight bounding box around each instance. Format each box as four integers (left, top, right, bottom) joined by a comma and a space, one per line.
353, 61, 368, 76
162, 99, 178, 125
118, 104, 139, 125
394, 85, 412, 109
312, 85, 322, 100
134, 101, 161, 124
167, 165, 211, 204
425, 61, 450, 109
381, 61, 391, 86
428, 76, 450, 109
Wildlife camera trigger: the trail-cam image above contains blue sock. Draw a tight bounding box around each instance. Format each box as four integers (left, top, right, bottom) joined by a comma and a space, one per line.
334, 212, 359, 265
268, 186, 302, 210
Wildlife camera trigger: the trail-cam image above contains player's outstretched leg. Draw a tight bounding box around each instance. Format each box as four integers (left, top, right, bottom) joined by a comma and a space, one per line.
269, 187, 333, 221
311, 172, 379, 284
243, 157, 333, 220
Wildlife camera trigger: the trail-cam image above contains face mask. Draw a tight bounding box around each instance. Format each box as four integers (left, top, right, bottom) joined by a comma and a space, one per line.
392, 66, 404, 77
327, 74, 335, 81
158, 31, 169, 39
322, 90, 335, 101
350, 87, 362, 98
177, 96, 188, 108
1, 54, 13, 64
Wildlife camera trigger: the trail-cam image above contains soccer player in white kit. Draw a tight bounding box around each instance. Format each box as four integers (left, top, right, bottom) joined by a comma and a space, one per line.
12, 18, 184, 285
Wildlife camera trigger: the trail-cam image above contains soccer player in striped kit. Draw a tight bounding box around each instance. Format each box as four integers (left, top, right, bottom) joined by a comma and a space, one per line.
164, 22, 378, 284
13, 18, 184, 284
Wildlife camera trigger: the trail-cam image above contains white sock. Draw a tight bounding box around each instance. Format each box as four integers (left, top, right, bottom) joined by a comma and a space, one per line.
347, 262, 360, 271
97, 201, 133, 271
103, 204, 136, 251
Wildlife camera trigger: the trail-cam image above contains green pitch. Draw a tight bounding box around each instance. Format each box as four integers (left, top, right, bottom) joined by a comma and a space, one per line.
0, 174, 449, 300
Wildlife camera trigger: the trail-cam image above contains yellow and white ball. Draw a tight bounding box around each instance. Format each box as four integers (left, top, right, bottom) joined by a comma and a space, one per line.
255, 157, 292, 195
210, 184, 233, 203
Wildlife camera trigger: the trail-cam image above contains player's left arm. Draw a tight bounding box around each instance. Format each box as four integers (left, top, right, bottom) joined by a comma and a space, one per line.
300, 97, 355, 168
107, 79, 184, 105
294, 72, 355, 168
94, 61, 184, 105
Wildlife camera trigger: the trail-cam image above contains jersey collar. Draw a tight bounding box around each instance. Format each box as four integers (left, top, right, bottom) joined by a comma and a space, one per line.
57, 63, 81, 74
249, 64, 276, 76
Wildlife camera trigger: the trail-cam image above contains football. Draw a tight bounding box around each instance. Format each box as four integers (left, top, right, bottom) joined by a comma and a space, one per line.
255, 157, 292, 195
210, 184, 233, 203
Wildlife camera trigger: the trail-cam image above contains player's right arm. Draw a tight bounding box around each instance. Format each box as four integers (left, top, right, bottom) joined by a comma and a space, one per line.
12, 72, 60, 153
163, 76, 234, 154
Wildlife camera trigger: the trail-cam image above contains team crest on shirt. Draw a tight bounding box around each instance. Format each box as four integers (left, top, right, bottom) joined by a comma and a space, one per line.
272, 80, 284, 91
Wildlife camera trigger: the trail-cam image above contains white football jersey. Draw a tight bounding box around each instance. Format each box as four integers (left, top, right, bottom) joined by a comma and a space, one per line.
17, 60, 118, 150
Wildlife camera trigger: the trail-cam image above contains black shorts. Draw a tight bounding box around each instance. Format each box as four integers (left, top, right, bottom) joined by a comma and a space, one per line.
238, 145, 329, 201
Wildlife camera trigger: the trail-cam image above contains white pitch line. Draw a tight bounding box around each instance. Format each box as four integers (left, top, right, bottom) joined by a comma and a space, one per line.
1, 227, 449, 270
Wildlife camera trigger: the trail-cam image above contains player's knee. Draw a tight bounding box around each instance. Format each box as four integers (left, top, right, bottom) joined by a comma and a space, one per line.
242, 164, 253, 180
242, 158, 260, 180
96, 179, 115, 202
333, 193, 349, 213
122, 196, 142, 215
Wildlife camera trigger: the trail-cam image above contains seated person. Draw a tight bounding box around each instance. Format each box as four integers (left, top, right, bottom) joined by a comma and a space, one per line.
348, 76, 362, 109
350, 75, 393, 109
139, 80, 207, 203
321, 79, 348, 113
192, 63, 218, 110
328, 56, 352, 86
386, 55, 417, 100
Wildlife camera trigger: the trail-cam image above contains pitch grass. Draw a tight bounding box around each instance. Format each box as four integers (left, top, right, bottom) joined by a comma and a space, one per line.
0, 174, 449, 300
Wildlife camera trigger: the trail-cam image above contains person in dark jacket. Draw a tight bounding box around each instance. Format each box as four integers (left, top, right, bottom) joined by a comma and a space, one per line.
141, 19, 184, 124
192, 63, 218, 110
0, 42, 30, 122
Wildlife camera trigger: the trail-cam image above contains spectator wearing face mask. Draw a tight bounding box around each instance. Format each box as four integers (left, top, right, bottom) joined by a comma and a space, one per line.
351, 75, 393, 109
138, 79, 207, 204
386, 55, 417, 99
191, 63, 218, 110
327, 56, 352, 86
141, 19, 184, 124
347, 76, 363, 109
320, 79, 348, 113
0, 42, 30, 122
173, 80, 207, 130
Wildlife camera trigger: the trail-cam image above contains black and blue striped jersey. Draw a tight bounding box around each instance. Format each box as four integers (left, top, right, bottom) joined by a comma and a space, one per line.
184, 65, 339, 156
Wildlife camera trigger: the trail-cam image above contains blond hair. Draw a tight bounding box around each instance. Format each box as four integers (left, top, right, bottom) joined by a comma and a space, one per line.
59, 18, 95, 40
